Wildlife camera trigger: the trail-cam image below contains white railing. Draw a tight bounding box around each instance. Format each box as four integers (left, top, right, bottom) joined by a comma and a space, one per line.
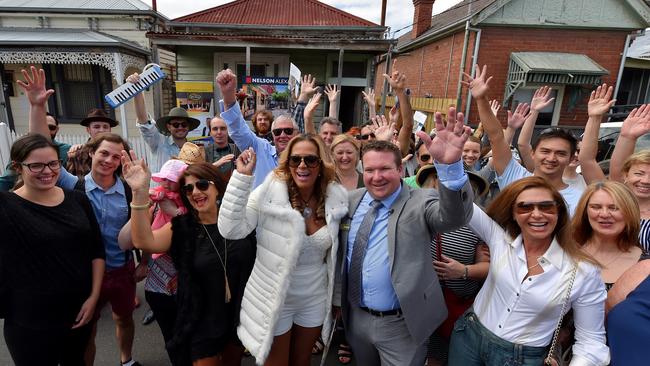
0, 123, 153, 174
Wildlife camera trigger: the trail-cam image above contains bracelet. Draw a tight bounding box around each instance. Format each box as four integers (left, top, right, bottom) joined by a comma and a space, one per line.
130, 201, 151, 210
462, 265, 469, 280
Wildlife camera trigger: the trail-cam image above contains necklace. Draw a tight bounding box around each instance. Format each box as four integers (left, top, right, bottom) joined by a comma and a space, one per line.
201, 224, 231, 303
301, 196, 313, 219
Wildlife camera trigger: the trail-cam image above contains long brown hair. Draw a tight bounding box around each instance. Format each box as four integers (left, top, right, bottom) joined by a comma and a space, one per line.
274, 134, 337, 221
178, 162, 227, 219
486, 176, 595, 265
572, 181, 641, 252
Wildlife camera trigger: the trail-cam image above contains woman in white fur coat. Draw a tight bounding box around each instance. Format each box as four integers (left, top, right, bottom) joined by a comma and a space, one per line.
219, 134, 348, 366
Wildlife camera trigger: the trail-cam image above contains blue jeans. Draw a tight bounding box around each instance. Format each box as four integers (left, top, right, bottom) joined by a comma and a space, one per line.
448, 310, 549, 366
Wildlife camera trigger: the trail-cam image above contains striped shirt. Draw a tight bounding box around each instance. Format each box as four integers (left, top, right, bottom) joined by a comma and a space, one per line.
430, 226, 482, 298
639, 218, 650, 252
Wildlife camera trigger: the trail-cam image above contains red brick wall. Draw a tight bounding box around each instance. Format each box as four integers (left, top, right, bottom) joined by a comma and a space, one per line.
377, 26, 629, 127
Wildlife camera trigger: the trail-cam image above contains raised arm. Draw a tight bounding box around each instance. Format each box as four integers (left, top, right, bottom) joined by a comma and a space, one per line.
384, 60, 413, 157
324, 84, 339, 118
120, 150, 173, 253
610, 104, 650, 182
292, 74, 317, 133
504, 102, 529, 147
580, 84, 615, 183
17, 66, 54, 139
126, 73, 149, 124
362, 88, 377, 118
462, 65, 511, 175
518, 86, 555, 171
303, 92, 321, 135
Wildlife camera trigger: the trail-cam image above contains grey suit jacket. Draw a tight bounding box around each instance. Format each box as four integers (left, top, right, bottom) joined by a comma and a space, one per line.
335, 180, 474, 344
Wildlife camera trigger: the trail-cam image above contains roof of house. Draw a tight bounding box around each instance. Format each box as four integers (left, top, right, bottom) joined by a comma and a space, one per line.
172, 0, 379, 28
0, 0, 156, 14
0, 28, 149, 54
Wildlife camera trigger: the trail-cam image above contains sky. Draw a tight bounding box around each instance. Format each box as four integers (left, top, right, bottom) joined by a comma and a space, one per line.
142, 0, 463, 38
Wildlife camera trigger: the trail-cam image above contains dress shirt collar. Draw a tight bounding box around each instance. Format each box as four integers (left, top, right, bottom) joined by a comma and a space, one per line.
364, 183, 402, 209
84, 172, 125, 195
510, 235, 565, 271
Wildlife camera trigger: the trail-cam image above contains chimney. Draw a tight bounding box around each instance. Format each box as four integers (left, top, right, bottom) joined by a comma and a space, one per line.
412, 0, 435, 38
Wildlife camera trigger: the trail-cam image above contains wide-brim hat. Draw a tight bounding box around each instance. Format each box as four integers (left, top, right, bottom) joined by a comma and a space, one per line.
156, 107, 200, 135
416, 164, 437, 187
80, 108, 118, 127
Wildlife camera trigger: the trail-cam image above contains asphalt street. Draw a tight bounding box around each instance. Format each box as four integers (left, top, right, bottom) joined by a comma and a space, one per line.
0, 283, 354, 366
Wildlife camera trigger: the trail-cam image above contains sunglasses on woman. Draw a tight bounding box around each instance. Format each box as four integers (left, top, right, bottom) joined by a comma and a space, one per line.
514, 201, 559, 214
288, 155, 321, 168
182, 179, 214, 194
355, 133, 375, 140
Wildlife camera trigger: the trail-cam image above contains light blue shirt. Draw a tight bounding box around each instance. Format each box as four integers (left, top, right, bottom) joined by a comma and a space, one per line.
219, 100, 278, 188
346, 159, 467, 311
58, 169, 130, 269
347, 185, 402, 311
137, 120, 181, 173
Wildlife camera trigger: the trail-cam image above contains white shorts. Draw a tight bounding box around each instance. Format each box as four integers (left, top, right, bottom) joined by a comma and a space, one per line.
273, 296, 327, 336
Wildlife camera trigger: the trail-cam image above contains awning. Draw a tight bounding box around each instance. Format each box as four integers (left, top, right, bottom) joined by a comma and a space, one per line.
504, 52, 608, 102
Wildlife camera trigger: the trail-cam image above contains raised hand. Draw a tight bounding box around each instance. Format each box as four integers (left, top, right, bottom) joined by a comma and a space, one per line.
235, 147, 256, 176
621, 104, 650, 139
507, 103, 530, 130
462, 64, 492, 100
17, 66, 54, 106
216, 69, 238, 106
120, 150, 151, 193
382, 59, 406, 91
362, 88, 376, 108
370, 115, 396, 142
489, 99, 501, 117
588, 83, 615, 118
213, 154, 235, 168
530, 86, 555, 112
304, 92, 322, 118
388, 104, 400, 125
417, 107, 471, 164
300, 74, 317, 97
324, 84, 340, 103
126, 72, 141, 84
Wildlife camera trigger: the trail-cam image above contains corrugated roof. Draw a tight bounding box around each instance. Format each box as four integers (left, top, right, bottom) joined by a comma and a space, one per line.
173, 0, 378, 27
0, 28, 149, 53
0, 0, 150, 11
511, 52, 608, 74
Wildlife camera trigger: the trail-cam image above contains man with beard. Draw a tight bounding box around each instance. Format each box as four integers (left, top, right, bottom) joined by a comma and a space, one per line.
251, 110, 273, 142
128, 73, 200, 173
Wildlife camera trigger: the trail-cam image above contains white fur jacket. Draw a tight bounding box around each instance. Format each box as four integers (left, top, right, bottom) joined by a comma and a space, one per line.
218, 170, 348, 364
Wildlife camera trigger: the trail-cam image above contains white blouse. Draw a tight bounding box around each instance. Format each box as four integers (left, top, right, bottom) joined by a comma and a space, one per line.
468, 204, 609, 366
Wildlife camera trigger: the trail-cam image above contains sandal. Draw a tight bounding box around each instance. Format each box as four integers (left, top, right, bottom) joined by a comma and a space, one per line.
311, 336, 324, 355
337, 343, 352, 365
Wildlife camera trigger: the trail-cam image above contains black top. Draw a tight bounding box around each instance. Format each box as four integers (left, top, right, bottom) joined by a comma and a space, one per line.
0, 190, 104, 329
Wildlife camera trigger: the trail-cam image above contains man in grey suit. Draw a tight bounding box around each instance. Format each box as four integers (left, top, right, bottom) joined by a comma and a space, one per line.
334, 108, 474, 366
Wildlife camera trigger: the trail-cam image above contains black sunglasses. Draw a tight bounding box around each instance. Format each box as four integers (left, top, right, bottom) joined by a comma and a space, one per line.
170, 122, 188, 129
514, 201, 559, 214
355, 133, 375, 140
47, 124, 58, 131
272, 127, 295, 137
288, 155, 321, 168
182, 179, 214, 194
420, 154, 432, 162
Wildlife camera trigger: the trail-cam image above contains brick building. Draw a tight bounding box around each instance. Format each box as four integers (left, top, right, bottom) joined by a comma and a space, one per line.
375, 0, 650, 128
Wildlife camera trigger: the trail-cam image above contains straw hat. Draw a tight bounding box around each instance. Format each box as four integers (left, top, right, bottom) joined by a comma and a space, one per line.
156, 107, 200, 135
175, 142, 205, 165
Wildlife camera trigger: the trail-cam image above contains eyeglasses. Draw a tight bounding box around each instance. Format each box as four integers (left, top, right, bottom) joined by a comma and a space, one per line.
182, 179, 214, 194
288, 155, 321, 168
420, 154, 432, 162
170, 122, 188, 129
272, 128, 295, 137
355, 133, 375, 140
20, 160, 62, 173
514, 201, 559, 214
47, 124, 58, 131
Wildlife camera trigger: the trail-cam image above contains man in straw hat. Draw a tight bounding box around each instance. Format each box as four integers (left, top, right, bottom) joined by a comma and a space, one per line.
127, 72, 200, 172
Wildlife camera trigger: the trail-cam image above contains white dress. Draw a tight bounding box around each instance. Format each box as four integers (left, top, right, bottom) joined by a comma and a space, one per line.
275, 226, 331, 335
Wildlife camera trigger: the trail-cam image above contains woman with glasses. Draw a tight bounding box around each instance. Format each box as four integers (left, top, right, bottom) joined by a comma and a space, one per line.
572, 181, 647, 290
448, 176, 609, 366
0, 133, 105, 365
121, 157, 256, 366
218, 134, 348, 366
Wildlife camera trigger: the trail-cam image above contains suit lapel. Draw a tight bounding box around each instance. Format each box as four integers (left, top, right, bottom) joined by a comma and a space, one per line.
340, 188, 366, 272
387, 185, 411, 271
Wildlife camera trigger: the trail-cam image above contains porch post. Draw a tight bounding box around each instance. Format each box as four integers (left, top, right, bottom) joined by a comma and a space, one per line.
113, 53, 129, 139
336, 48, 344, 119
246, 46, 251, 79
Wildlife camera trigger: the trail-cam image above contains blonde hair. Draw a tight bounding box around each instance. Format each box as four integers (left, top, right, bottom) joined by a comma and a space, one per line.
622, 150, 650, 175
572, 181, 641, 252
274, 134, 337, 221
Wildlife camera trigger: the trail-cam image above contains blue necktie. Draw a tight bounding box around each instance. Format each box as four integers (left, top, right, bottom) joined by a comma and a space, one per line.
348, 199, 382, 306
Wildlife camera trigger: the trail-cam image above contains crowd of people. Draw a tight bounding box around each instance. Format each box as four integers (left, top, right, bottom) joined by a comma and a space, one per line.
0, 59, 648, 366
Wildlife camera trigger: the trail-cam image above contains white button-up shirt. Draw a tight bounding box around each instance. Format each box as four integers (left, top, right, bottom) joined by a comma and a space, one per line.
468, 204, 609, 366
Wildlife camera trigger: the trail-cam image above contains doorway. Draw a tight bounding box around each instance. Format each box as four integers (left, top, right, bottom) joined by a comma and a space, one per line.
338, 86, 364, 132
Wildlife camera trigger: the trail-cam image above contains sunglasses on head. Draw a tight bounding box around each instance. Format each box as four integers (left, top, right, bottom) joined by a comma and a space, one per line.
182, 179, 214, 194
420, 154, 432, 162
272, 128, 294, 137
288, 155, 321, 168
355, 133, 375, 140
170, 122, 188, 129
47, 124, 58, 131
514, 201, 559, 214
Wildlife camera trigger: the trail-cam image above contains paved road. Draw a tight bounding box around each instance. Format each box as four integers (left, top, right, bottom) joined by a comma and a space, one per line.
0, 283, 353, 366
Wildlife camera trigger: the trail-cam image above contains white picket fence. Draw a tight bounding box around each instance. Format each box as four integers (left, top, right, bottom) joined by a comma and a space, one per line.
0, 123, 153, 174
